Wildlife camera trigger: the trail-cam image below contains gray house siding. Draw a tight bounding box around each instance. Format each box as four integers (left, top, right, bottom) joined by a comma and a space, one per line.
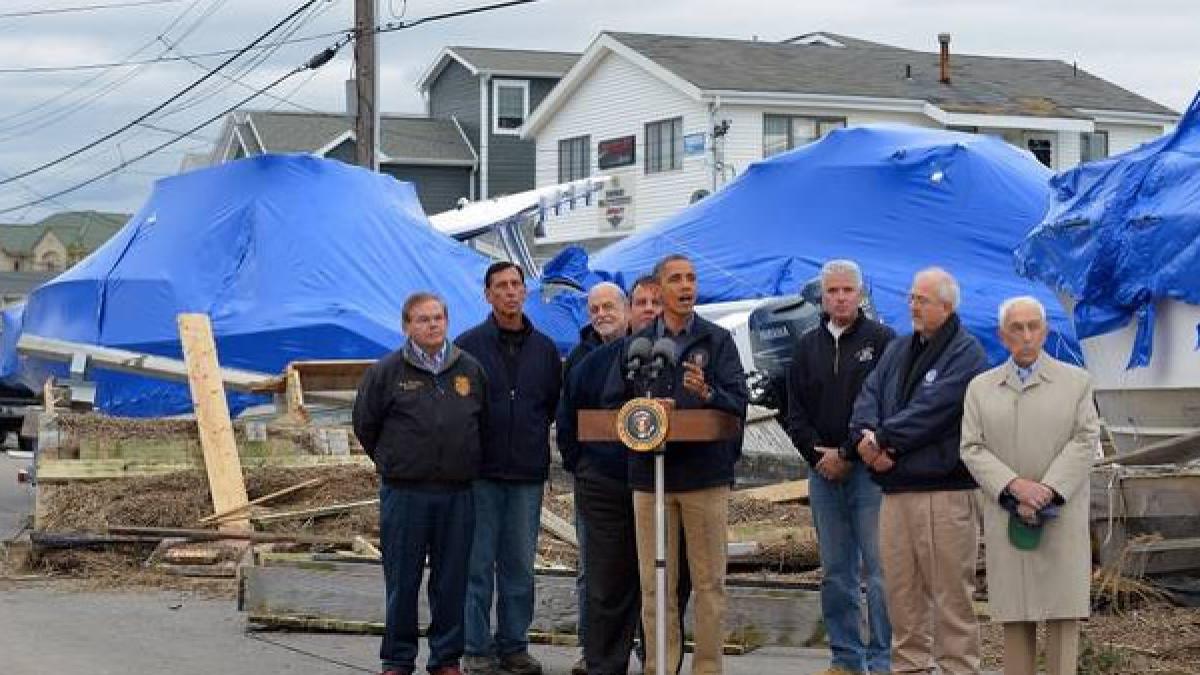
382, 164, 472, 214
428, 60, 482, 198
486, 76, 559, 196
325, 139, 470, 214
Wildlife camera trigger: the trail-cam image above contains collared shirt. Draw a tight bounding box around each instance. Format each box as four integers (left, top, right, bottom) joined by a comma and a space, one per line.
406, 339, 448, 374
655, 313, 696, 340
1015, 359, 1038, 384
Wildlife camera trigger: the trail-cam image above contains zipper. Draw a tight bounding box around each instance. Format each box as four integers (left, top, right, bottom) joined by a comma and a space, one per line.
833, 334, 841, 375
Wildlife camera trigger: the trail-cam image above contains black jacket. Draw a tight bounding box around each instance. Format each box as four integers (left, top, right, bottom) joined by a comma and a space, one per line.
352, 343, 487, 486
786, 312, 894, 467
849, 314, 988, 493
455, 314, 562, 482
628, 315, 748, 492
556, 338, 630, 482
563, 324, 605, 377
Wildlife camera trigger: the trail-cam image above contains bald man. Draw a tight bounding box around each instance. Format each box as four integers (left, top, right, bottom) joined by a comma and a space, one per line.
850, 267, 988, 675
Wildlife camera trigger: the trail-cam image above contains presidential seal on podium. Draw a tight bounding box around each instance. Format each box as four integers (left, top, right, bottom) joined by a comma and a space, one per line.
615, 397, 670, 452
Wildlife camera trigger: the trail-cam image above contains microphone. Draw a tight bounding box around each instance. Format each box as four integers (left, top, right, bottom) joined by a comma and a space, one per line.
650, 338, 677, 370
625, 337, 653, 381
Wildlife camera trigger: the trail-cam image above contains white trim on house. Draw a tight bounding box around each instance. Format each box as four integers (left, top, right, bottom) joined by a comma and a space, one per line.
523, 33, 703, 138
787, 33, 846, 47
383, 157, 476, 167
921, 104, 1095, 132
704, 89, 929, 114
480, 76, 490, 198
1075, 108, 1177, 127
416, 46, 575, 93
492, 78, 531, 136
312, 130, 356, 158
225, 126, 248, 161
244, 114, 267, 153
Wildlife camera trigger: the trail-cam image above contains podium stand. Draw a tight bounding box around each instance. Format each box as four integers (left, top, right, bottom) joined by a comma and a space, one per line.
577, 404, 741, 675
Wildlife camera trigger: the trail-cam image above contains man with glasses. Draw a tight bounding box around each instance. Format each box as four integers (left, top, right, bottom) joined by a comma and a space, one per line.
850, 267, 988, 675
353, 292, 488, 675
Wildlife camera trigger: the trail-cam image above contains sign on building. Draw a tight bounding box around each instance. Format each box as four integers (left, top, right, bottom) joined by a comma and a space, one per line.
598, 173, 636, 232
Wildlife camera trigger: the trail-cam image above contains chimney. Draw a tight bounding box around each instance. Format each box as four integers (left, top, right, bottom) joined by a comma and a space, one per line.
938, 32, 951, 84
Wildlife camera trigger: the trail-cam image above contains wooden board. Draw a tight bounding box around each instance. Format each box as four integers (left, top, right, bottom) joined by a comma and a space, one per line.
734, 479, 809, 504
539, 507, 577, 547
1096, 428, 1200, 467
577, 409, 741, 443
178, 313, 250, 533
240, 560, 823, 649
35, 455, 371, 483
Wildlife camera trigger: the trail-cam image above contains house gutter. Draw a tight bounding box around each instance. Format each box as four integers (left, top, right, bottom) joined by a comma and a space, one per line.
451, 114, 479, 200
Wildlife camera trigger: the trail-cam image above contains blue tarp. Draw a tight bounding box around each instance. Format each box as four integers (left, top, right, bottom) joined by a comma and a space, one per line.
586, 124, 1078, 363
1016, 92, 1198, 368
2, 154, 502, 416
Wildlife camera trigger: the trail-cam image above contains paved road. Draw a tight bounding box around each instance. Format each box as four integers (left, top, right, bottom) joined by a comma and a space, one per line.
0, 584, 838, 675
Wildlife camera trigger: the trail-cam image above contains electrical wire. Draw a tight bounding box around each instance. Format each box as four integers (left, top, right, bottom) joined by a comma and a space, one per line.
0, 0, 322, 187
0, 0, 183, 20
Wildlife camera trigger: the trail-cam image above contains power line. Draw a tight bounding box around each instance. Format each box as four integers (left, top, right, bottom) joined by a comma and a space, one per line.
0, 0, 183, 19
0, 38, 346, 216
0, 29, 348, 75
375, 0, 535, 33
0, 0, 322, 187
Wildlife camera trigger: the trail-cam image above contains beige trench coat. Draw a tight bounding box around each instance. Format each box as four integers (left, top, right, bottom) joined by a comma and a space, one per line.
960, 353, 1100, 622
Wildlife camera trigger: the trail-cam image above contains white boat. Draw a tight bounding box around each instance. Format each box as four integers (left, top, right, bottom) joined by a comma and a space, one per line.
1062, 296, 1200, 454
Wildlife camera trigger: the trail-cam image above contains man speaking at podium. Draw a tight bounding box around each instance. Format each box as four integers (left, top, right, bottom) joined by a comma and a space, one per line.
558, 254, 746, 675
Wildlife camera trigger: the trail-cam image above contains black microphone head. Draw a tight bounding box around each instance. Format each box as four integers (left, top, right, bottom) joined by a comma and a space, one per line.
627, 337, 653, 364
651, 337, 677, 368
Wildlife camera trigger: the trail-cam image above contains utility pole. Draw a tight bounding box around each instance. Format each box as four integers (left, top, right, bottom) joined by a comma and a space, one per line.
354, 0, 379, 171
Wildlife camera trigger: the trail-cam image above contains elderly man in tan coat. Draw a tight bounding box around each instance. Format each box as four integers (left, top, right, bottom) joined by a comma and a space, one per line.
961, 296, 1100, 675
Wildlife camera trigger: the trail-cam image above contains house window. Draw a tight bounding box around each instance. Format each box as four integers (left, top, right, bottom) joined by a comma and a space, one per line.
763, 115, 845, 156
39, 250, 64, 273
645, 117, 683, 174
1027, 138, 1053, 167
558, 136, 590, 183
1081, 131, 1109, 163
492, 80, 529, 135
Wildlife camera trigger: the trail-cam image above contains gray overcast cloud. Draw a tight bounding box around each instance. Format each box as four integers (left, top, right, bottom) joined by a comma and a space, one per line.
0, 0, 1197, 222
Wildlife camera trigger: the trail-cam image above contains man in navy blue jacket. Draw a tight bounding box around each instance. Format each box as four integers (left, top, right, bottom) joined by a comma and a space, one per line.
455, 262, 562, 675
850, 267, 988, 675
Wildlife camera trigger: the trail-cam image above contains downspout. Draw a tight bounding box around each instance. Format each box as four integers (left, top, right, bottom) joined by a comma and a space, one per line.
451, 114, 478, 200
479, 75, 491, 199
708, 96, 722, 192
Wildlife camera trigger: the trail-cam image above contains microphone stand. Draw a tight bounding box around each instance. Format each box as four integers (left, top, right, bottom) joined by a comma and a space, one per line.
638, 359, 668, 675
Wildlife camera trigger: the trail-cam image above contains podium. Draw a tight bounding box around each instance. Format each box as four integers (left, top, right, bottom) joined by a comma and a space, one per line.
577, 402, 741, 675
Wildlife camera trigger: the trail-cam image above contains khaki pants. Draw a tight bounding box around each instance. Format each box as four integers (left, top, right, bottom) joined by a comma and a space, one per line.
1002, 620, 1080, 675
633, 485, 729, 675
880, 490, 981, 674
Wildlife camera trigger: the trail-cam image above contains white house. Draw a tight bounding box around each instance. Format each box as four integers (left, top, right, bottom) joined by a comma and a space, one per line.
522, 31, 1177, 247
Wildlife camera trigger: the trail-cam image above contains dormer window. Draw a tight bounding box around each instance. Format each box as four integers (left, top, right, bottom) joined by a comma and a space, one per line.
493, 79, 529, 135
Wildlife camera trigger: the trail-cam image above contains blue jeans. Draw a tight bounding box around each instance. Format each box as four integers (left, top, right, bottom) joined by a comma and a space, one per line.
574, 489, 589, 646
379, 482, 474, 671
809, 461, 891, 673
464, 479, 544, 657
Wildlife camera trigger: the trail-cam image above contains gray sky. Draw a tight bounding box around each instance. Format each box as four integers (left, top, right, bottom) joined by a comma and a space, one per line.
0, 0, 1197, 223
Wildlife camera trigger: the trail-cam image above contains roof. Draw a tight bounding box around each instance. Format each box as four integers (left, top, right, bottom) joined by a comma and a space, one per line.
417, 46, 578, 91
236, 111, 475, 165
0, 271, 57, 297
0, 211, 128, 255
603, 32, 1176, 117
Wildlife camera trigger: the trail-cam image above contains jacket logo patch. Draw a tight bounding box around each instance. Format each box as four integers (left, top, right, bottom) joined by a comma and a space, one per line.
924, 369, 938, 384
856, 346, 875, 362
399, 380, 424, 391
454, 375, 472, 397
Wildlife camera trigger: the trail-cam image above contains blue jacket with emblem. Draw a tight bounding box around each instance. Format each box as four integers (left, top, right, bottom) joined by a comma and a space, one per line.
850, 314, 987, 493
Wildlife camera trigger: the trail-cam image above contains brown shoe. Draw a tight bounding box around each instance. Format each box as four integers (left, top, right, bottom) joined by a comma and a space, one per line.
498, 651, 543, 675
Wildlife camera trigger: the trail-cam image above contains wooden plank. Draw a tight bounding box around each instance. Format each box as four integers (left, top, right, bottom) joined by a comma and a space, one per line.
578, 409, 741, 443
251, 498, 379, 524
17, 332, 272, 392
539, 507, 577, 547
178, 313, 251, 533
352, 536, 381, 559
240, 560, 823, 648
34, 455, 372, 483
734, 479, 809, 504
1096, 428, 1200, 467
248, 359, 374, 394
107, 525, 355, 546
198, 477, 322, 525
